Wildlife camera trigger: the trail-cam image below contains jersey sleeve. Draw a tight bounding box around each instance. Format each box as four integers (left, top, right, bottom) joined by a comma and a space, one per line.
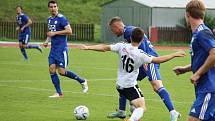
61, 16, 69, 28
22, 15, 29, 22
110, 43, 122, 53
139, 50, 153, 64
198, 30, 215, 52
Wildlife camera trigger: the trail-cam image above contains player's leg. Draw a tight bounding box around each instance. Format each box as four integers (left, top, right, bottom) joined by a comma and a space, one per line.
187, 116, 201, 121
57, 50, 88, 93
24, 34, 43, 53
146, 63, 180, 121
121, 85, 146, 121
18, 35, 28, 60
188, 92, 215, 121
48, 56, 63, 98
129, 97, 146, 121
107, 93, 126, 119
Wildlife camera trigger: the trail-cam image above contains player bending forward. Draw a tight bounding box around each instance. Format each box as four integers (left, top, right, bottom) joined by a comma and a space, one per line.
79, 27, 186, 121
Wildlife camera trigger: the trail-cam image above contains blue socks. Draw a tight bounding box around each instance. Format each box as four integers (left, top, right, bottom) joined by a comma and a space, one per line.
119, 93, 127, 111
50, 73, 62, 95
20, 48, 28, 60
64, 70, 85, 83
157, 87, 174, 112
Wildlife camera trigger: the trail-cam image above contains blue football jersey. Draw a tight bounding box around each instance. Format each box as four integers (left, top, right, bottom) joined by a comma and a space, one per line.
190, 24, 215, 93
16, 13, 31, 34
124, 26, 158, 57
47, 14, 69, 53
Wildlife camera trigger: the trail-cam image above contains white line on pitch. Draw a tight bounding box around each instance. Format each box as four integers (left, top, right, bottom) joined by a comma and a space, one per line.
0, 84, 192, 104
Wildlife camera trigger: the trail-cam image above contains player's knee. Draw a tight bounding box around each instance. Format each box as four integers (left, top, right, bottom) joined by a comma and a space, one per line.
58, 69, 65, 76
151, 81, 163, 92
49, 67, 56, 73
19, 44, 24, 48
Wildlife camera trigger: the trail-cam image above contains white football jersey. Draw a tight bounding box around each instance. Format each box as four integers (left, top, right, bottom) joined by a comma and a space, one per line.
110, 43, 153, 88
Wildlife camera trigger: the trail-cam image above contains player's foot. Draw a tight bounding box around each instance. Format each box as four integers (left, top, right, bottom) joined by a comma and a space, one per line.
81, 79, 88, 93
107, 111, 126, 119
48, 93, 63, 98
37, 46, 43, 53
24, 58, 28, 61
170, 111, 181, 121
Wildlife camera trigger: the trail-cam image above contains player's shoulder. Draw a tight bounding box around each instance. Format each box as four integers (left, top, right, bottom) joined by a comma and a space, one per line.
48, 16, 52, 19
197, 28, 215, 40
57, 14, 65, 18
19, 13, 27, 17
124, 26, 136, 33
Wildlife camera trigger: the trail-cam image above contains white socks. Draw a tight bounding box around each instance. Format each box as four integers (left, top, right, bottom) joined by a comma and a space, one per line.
129, 107, 144, 121
170, 110, 176, 116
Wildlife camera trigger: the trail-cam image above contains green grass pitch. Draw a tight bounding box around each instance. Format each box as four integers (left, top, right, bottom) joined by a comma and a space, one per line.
0, 47, 194, 121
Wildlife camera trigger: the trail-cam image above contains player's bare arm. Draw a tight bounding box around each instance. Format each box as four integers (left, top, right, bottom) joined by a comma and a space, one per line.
173, 64, 192, 75
152, 51, 186, 64
190, 48, 215, 84
21, 18, 32, 32
43, 37, 51, 47
47, 24, 72, 37
81, 44, 111, 52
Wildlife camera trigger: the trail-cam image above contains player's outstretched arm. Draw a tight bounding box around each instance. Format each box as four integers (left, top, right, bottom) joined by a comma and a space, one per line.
80, 44, 111, 52
152, 51, 186, 64
173, 64, 192, 75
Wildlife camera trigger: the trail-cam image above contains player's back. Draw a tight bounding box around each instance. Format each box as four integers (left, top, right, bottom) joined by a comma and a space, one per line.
124, 26, 158, 57
111, 43, 152, 88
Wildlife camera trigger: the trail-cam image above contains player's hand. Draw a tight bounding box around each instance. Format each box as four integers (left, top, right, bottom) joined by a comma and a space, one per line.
173, 66, 186, 75
43, 43, 48, 48
190, 73, 200, 86
16, 27, 21, 32
20, 27, 25, 32
174, 51, 186, 57
47, 31, 56, 37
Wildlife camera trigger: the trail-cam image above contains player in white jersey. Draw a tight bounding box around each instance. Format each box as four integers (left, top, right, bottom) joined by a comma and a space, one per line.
79, 27, 186, 121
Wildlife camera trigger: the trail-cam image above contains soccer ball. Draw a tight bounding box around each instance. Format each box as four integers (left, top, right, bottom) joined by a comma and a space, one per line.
74, 105, 89, 120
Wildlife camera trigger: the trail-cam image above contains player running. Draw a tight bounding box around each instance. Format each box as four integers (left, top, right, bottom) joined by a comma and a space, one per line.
16, 5, 42, 60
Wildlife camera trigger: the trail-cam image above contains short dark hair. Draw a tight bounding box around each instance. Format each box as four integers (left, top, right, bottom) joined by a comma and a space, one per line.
108, 16, 122, 26
186, 0, 205, 20
131, 27, 144, 43
48, 0, 58, 7
16, 5, 23, 10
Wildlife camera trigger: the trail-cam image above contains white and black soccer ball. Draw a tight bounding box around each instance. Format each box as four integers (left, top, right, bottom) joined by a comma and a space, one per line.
74, 105, 89, 120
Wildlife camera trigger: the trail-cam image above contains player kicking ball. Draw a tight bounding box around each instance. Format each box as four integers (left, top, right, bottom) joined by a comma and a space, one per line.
79, 27, 186, 121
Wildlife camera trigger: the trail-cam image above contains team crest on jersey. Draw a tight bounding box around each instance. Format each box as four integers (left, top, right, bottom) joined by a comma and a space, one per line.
54, 21, 58, 24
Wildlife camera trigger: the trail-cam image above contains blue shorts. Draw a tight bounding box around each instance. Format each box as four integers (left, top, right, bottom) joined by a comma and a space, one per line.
189, 92, 215, 121
48, 50, 68, 68
19, 33, 30, 44
137, 63, 161, 81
